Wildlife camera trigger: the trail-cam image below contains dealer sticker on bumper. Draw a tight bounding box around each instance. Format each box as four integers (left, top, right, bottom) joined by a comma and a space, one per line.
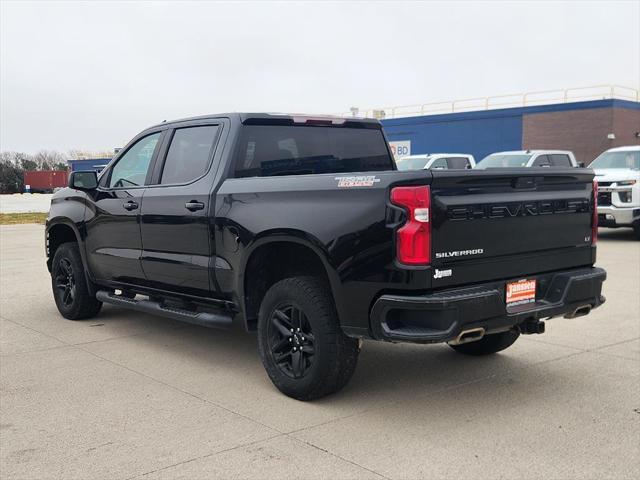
506, 279, 537, 306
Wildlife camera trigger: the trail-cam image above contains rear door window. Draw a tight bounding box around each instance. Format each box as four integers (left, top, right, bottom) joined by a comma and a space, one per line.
234, 125, 393, 177
160, 125, 220, 184
550, 154, 572, 167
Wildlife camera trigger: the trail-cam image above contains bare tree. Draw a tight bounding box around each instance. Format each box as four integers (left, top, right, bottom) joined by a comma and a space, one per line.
17, 153, 38, 171
0, 152, 26, 193
0, 148, 110, 192
33, 150, 67, 170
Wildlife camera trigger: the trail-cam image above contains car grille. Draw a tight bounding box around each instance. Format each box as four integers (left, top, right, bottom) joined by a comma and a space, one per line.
598, 191, 612, 206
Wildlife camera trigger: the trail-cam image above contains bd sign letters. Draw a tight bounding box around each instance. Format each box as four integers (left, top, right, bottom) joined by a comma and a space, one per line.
389, 140, 411, 159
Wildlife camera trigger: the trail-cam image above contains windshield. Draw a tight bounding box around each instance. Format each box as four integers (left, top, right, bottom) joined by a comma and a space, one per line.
396, 157, 429, 171
590, 151, 640, 170
476, 153, 532, 168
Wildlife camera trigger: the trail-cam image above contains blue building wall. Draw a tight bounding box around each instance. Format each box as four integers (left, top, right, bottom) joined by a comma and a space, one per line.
68, 158, 111, 172
381, 99, 639, 162
383, 112, 522, 162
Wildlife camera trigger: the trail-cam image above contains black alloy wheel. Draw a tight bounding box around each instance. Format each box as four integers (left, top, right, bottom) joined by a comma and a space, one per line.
50, 242, 102, 320
268, 304, 315, 379
257, 276, 360, 400
55, 257, 76, 307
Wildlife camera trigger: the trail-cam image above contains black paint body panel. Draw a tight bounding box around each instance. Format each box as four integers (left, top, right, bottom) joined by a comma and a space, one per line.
46, 113, 602, 341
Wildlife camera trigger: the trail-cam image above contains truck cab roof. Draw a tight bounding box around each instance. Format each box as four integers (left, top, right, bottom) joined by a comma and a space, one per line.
147, 113, 380, 130
492, 149, 574, 156
605, 145, 640, 152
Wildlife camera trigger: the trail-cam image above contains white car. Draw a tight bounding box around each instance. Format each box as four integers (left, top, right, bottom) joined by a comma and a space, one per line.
476, 150, 578, 168
591, 146, 640, 239
396, 153, 475, 171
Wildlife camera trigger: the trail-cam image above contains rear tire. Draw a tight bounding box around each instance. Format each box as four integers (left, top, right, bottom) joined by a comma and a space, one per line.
257, 276, 359, 400
51, 242, 102, 320
449, 330, 520, 356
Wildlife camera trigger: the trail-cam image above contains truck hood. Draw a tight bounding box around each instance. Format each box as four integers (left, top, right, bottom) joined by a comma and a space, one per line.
593, 169, 640, 183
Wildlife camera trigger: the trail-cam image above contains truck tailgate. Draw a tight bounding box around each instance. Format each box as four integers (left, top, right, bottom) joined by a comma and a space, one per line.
429, 169, 596, 288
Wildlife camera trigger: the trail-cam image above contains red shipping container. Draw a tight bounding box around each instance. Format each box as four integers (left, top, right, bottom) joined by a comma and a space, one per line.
24, 171, 69, 192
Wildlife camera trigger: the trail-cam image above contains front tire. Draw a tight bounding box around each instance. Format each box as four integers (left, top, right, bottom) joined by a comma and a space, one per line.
449, 330, 520, 356
257, 276, 359, 400
51, 242, 102, 320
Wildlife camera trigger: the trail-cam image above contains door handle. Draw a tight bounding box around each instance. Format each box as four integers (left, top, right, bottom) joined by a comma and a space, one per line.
185, 201, 205, 212
123, 201, 139, 211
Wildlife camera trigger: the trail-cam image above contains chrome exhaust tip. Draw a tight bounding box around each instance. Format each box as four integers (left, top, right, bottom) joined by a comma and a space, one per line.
564, 304, 592, 319
449, 327, 485, 345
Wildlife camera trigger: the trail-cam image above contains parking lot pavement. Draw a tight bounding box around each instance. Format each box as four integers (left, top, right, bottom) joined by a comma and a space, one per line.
1, 224, 638, 480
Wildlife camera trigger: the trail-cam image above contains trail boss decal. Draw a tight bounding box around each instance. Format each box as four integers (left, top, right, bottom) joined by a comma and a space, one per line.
335, 176, 380, 188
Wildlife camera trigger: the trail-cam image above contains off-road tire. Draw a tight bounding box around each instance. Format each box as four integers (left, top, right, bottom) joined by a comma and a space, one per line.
51, 242, 102, 320
257, 276, 359, 400
449, 330, 520, 356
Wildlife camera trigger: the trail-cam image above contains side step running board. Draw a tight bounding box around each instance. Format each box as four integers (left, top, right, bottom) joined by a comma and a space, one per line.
96, 290, 233, 329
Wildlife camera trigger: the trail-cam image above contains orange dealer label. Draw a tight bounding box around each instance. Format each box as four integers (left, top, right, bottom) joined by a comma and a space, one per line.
506, 279, 537, 305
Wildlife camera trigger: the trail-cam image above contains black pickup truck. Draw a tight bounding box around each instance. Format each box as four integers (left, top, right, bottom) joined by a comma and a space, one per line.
47, 113, 606, 399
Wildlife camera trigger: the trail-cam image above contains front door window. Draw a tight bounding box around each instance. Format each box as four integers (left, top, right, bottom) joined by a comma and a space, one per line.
109, 133, 161, 188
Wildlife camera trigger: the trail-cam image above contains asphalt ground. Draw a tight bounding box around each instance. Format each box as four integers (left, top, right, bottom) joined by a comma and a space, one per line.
1, 224, 638, 479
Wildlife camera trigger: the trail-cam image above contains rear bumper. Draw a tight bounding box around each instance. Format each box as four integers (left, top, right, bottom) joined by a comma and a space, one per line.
370, 267, 606, 344
597, 206, 640, 227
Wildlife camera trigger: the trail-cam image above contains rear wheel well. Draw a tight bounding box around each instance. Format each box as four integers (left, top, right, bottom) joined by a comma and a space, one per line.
47, 224, 78, 270
243, 242, 332, 331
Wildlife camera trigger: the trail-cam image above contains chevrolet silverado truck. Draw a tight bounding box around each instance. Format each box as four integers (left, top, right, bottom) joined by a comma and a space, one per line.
477, 150, 578, 168
46, 113, 606, 400
396, 153, 475, 170
591, 146, 640, 239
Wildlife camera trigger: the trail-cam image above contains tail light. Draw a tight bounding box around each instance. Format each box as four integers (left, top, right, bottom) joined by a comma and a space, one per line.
390, 186, 431, 265
592, 179, 598, 245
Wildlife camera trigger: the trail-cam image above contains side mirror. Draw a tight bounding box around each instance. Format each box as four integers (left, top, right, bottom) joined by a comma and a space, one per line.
69, 171, 98, 190
578, 162, 585, 168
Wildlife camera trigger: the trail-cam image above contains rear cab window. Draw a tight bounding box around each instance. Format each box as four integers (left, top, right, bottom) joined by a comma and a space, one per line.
430, 158, 448, 169
532, 155, 551, 167
550, 154, 572, 167
396, 157, 428, 171
477, 154, 532, 168
446, 157, 472, 169
234, 125, 393, 178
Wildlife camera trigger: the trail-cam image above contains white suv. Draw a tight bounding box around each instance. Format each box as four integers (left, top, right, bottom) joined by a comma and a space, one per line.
591, 146, 640, 239
476, 150, 578, 168
396, 153, 475, 170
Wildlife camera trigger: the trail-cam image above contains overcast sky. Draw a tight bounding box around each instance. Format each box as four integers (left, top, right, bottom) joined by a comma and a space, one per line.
1, 0, 639, 153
